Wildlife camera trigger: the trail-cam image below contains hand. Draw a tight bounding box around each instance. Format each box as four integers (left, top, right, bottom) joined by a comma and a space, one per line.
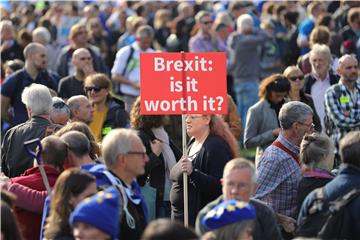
0, 172, 10, 188
277, 213, 296, 233
150, 139, 162, 157
132, 81, 140, 89
82, 63, 95, 76
272, 128, 281, 136
180, 158, 193, 175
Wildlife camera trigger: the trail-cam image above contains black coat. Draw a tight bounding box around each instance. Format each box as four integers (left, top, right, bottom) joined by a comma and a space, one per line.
137, 128, 182, 217
170, 134, 233, 226
303, 72, 339, 95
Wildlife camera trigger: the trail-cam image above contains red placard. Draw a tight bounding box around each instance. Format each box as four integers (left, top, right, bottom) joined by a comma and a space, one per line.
140, 52, 227, 115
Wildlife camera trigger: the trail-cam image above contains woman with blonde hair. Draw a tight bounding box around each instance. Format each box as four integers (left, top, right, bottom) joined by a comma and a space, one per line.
283, 66, 321, 132
170, 113, 239, 226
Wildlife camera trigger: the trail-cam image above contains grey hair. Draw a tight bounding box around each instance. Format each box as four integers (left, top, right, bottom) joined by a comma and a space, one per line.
279, 101, 313, 130
32, 27, 51, 44
21, 83, 52, 116
136, 25, 154, 39
237, 14, 253, 33
51, 97, 71, 119
101, 128, 139, 169
23, 42, 45, 59
223, 158, 257, 183
309, 44, 332, 66
60, 131, 90, 158
195, 10, 211, 23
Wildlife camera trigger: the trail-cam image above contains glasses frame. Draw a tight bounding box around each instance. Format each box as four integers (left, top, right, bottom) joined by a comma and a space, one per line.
289, 75, 304, 81
298, 121, 315, 129
126, 151, 147, 158
84, 86, 104, 93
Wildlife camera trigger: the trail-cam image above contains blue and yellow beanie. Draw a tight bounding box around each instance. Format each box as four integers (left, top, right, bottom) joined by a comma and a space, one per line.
69, 186, 120, 239
202, 199, 256, 230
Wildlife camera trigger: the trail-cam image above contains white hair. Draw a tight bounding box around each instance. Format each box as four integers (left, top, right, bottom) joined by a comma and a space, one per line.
21, 84, 52, 116
237, 14, 253, 33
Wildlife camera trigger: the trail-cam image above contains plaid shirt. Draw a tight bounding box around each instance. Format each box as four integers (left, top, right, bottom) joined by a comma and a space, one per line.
324, 81, 360, 154
254, 134, 302, 219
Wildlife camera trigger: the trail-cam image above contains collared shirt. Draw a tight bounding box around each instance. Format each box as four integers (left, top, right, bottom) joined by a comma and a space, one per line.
188, 31, 227, 53
310, 72, 331, 129
254, 134, 302, 219
324, 81, 360, 153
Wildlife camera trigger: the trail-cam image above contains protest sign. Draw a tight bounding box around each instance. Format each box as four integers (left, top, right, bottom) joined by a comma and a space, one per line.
140, 52, 227, 115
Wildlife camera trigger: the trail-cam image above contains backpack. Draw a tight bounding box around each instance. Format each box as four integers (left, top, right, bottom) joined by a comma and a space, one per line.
318, 188, 360, 239
324, 84, 342, 136
296, 187, 360, 239
296, 187, 329, 237
113, 46, 135, 96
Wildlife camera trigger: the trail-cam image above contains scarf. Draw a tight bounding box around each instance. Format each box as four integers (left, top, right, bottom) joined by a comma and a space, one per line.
151, 127, 177, 173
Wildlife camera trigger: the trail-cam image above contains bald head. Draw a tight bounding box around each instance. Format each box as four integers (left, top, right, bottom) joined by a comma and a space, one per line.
337, 54, 358, 82
72, 48, 93, 71
67, 95, 93, 124
23, 42, 46, 59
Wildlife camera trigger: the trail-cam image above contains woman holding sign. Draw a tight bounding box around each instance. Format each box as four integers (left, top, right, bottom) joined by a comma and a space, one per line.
170, 114, 239, 226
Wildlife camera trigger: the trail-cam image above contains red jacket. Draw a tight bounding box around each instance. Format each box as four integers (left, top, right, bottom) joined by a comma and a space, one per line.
10, 165, 60, 240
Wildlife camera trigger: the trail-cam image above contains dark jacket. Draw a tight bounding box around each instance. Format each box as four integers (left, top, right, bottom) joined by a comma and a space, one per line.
56, 44, 108, 78
137, 128, 181, 216
299, 91, 322, 132
170, 134, 232, 226
298, 164, 360, 237
101, 97, 129, 139
196, 195, 282, 240
1, 116, 61, 177
303, 72, 339, 95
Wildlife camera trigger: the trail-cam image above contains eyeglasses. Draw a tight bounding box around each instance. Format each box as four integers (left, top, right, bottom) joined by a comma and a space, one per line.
298, 122, 315, 129
53, 101, 68, 109
84, 86, 104, 93
201, 20, 213, 25
126, 151, 147, 158
79, 56, 92, 61
289, 75, 304, 81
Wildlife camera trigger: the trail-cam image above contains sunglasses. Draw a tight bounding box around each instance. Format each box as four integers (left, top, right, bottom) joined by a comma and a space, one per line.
53, 101, 69, 109
201, 20, 213, 25
84, 86, 104, 93
289, 75, 304, 81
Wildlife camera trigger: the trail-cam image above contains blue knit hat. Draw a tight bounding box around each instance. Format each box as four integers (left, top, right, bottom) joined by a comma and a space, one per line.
202, 200, 256, 230
69, 187, 120, 239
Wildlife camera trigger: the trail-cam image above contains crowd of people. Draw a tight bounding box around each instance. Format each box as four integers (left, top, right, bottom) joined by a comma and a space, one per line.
1, 1, 360, 240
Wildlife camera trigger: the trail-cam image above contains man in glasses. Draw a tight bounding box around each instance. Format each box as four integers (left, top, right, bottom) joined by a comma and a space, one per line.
188, 11, 226, 53
101, 128, 149, 240
254, 101, 313, 239
58, 48, 95, 100
196, 158, 281, 240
